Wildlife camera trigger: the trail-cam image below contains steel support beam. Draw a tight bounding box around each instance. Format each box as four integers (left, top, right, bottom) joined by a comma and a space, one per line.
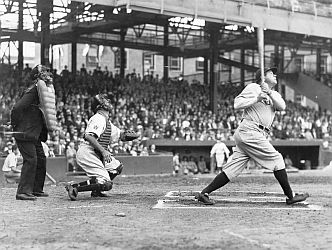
316, 48, 321, 77
240, 48, 245, 88
100, 0, 332, 39
120, 28, 127, 78
72, 42, 77, 76
204, 56, 208, 85
38, 0, 52, 66
218, 57, 258, 72
17, 0, 24, 73
208, 24, 219, 113
163, 23, 169, 81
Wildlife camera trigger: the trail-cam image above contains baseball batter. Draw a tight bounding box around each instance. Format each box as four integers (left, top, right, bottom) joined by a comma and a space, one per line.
65, 94, 138, 201
196, 67, 309, 205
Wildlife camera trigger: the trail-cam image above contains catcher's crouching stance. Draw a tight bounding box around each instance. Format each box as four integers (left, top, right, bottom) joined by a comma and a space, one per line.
65, 94, 138, 201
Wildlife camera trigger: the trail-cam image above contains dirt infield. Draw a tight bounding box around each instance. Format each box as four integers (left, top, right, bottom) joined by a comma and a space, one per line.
1, 170, 331, 250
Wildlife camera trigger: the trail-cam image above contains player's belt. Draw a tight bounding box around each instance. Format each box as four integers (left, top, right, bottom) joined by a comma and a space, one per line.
241, 118, 270, 133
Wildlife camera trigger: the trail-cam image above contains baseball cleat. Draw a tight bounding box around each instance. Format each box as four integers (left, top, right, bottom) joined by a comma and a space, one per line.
195, 193, 214, 205
91, 190, 108, 197
65, 184, 78, 201
109, 163, 124, 180
286, 192, 309, 205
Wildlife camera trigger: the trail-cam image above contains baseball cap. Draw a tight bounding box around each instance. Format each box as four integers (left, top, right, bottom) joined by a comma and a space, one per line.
255, 67, 277, 82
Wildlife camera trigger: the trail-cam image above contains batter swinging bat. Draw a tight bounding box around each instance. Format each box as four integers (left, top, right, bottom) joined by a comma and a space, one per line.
257, 27, 265, 83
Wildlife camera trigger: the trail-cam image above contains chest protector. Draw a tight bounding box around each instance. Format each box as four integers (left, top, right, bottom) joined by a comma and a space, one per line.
98, 121, 112, 151
36, 79, 58, 131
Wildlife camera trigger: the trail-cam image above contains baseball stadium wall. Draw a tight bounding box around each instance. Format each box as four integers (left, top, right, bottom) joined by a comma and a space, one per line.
1, 141, 331, 185
0, 153, 172, 185
147, 139, 332, 170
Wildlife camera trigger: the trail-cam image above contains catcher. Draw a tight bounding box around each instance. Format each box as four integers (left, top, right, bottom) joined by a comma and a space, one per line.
65, 94, 138, 200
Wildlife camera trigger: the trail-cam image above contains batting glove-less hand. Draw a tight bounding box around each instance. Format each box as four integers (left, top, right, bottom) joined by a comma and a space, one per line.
120, 130, 139, 141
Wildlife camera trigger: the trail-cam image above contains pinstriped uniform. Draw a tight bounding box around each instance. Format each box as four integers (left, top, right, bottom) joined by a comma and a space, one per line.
223, 83, 286, 180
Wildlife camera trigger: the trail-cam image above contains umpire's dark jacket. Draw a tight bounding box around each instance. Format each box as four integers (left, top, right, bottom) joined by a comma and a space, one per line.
11, 84, 48, 142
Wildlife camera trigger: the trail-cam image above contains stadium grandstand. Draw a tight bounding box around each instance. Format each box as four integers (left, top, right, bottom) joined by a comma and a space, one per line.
0, 0, 332, 169
1, 2, 332, 250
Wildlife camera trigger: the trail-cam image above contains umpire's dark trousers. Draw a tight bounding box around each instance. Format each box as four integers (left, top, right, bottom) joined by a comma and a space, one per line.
16, 140, 46, 195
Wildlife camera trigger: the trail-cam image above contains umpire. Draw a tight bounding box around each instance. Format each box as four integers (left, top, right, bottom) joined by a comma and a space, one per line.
11, 65, 56, 200
196, 67, 309, 205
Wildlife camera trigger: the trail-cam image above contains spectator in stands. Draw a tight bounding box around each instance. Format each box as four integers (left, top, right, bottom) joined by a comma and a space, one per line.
48, 144, 56, 157
66, 141, 77, 172
140, 146, 149, 156
187, 156, 199, 174
130, 143, 139, 156
284, 154, 297, 170
180, 155, 190, 175
80, 64, 87, 76
303, 128, 314, 140
143, 124, 154, 139
149, 144, 156, 154
2, 143, 21, 184
103, 66, 109, 79
55, 138, 66, 156
197, 155, 209, 174
23, 63, 32, 77
61, 65, 70, 79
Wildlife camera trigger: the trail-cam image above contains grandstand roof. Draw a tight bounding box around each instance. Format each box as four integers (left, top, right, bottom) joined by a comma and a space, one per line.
0, 0, 331, 65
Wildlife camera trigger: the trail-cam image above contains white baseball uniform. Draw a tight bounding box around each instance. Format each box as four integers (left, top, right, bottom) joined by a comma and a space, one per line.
76, 113, 122, 183
210, 141, 230, 168
223, 83, 286, 180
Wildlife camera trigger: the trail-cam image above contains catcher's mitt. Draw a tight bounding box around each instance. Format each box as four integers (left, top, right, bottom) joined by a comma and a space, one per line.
121, 130, 139, 141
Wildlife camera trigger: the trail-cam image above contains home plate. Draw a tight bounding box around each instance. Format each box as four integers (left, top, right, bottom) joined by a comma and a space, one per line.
153, 191, 323, 211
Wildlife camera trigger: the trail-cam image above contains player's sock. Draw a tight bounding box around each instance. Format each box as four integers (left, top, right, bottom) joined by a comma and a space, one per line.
72, 177, 97, 188
76, 181, 112, 192
201, 171, 229, 194
273, 169, 293, 199
76, 183, 102, 192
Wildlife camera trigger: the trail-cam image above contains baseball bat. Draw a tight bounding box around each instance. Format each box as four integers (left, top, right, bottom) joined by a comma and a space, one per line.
257, 27, 265, 83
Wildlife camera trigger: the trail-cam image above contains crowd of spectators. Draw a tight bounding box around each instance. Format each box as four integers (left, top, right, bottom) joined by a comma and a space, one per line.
1, 63, 332, 160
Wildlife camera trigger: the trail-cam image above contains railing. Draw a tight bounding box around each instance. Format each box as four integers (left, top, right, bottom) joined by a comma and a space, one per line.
247, 0, 332, 17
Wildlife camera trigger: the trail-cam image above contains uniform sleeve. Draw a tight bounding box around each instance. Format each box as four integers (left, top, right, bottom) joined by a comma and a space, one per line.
85, 114, 106, 138
210, 145, 216, 156
234, 83, 260, 110
269, 91, 286, 111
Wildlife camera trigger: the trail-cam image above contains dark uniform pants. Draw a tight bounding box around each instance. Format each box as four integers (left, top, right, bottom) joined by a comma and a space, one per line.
16, 140, 46, 194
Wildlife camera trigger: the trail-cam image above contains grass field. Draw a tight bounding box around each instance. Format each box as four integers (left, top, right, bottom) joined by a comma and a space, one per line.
1, 169, 331, 250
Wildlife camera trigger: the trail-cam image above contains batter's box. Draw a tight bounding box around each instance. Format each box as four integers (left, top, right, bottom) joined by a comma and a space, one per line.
153, 191, 323, 211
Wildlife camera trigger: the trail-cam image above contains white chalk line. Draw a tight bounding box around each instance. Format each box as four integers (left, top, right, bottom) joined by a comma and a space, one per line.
165, 198, 287, 203
1, 203, 120, 214
165, 190, 286, 198
155, 191, 324, 211
152, 199, 323, 210
223, 230, 272, 249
